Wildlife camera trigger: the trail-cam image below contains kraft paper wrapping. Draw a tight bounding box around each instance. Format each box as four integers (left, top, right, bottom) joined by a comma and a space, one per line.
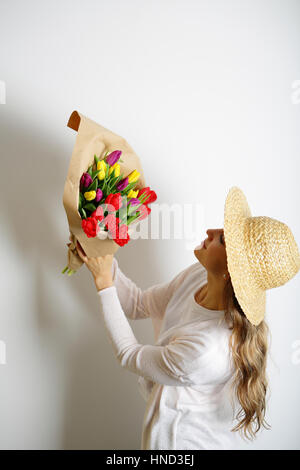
63, 110, 146, 272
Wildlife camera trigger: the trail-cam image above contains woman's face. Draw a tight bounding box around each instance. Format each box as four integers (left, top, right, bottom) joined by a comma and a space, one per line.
194, 228, 228, 277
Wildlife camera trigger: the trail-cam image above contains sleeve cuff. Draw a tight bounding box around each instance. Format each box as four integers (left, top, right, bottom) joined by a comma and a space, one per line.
97, 284, 117, 297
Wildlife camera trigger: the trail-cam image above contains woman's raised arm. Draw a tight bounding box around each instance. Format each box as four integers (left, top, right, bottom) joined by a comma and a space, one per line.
97, 283, 212, 387
112, 257, 193, 325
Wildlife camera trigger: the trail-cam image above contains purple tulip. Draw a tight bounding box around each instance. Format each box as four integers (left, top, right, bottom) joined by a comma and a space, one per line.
129, 198, 140, 206
80, 172, 93, 190
116, 176, 129, 191
96, 188, 103, 202
106, 150, 122, 167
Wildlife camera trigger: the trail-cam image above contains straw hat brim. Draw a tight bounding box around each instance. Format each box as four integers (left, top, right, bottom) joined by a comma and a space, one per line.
224, 186, 266, 326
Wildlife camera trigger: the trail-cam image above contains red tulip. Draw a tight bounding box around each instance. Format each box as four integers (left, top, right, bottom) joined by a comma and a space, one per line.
103, 213, 120, 235
91, 205, 104, 222
138, 186, 157, 204
113, 223, 130, 246
82, 216, 100, 238
105, 192, 123, 211
137, 204, 151, 221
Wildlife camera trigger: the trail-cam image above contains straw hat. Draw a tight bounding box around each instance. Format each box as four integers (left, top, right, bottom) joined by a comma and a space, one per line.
223, 186, 300, 326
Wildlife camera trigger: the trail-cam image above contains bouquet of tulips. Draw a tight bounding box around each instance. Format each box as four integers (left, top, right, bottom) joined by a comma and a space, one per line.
62, 149, 157, 275
79, 149, 157, 244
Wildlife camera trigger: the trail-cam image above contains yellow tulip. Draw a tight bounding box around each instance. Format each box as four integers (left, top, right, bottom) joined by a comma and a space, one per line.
108, 163, 120, 177
114, 164, 120, 177
127, 170, 140, 184
127, 189, 139, 199
97, 160, 107, 181
97, 160, 106, 172
84, 190, 96, 201
98, 169, 106, 181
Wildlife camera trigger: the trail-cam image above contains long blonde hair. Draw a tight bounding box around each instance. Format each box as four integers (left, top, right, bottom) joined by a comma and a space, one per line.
223, 279, 272, 441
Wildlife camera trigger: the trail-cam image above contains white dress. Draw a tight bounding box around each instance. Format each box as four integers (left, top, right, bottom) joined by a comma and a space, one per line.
97, 258, 241, 450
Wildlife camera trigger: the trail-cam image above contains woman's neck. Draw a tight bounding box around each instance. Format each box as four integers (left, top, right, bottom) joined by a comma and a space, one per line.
195, 275, 226, 310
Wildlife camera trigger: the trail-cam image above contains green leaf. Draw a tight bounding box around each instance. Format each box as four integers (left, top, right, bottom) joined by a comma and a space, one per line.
82, 208, 87, 219
94, 154, 99, 165
87, 166, 93, 176
91, 169, 101, 180
109, 167, 116, 178
86, 178, 98, 192
104, 171, 123, 195
107, 175, 120, 193
127, 214, 140, 225
79, 192, 85, 211
122, 181, 138, 194
83, 203, 96, 212
114, 175, 123, 185
138, 193, 150, 205
101, 164, 110, 191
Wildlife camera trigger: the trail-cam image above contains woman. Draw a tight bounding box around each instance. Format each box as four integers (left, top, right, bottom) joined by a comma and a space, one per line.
75, 186, 300, 450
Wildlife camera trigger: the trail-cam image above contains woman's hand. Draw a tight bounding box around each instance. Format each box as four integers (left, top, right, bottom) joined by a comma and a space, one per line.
75, 240, 114, 292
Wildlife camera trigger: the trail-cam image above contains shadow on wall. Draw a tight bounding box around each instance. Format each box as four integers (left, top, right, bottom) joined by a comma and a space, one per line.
0, 111, 157, 449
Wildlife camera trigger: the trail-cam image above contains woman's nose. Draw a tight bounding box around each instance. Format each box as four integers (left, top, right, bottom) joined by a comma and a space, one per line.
206, 228, 222, 237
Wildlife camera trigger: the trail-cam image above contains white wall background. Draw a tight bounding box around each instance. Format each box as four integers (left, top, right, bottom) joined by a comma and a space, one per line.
0, 0, 299, 450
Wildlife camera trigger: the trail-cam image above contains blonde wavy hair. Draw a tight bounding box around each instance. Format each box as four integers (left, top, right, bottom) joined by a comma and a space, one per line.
223, 279, 272, 441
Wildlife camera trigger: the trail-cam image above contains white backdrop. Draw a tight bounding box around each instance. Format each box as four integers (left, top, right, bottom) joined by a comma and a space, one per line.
0, 0, 299, 450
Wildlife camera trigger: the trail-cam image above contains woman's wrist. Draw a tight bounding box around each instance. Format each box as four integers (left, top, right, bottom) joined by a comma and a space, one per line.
94, 275, 113, 292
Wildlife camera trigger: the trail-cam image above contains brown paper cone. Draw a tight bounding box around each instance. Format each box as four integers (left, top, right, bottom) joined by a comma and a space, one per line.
66, 232, 84, 272
62, 110, 146, 273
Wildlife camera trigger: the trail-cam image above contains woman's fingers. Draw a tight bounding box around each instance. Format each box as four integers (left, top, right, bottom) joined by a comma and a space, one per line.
73, 242, 113, 280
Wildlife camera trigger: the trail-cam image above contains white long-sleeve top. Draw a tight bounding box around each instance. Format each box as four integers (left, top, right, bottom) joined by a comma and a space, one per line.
97, 258, 241, 450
